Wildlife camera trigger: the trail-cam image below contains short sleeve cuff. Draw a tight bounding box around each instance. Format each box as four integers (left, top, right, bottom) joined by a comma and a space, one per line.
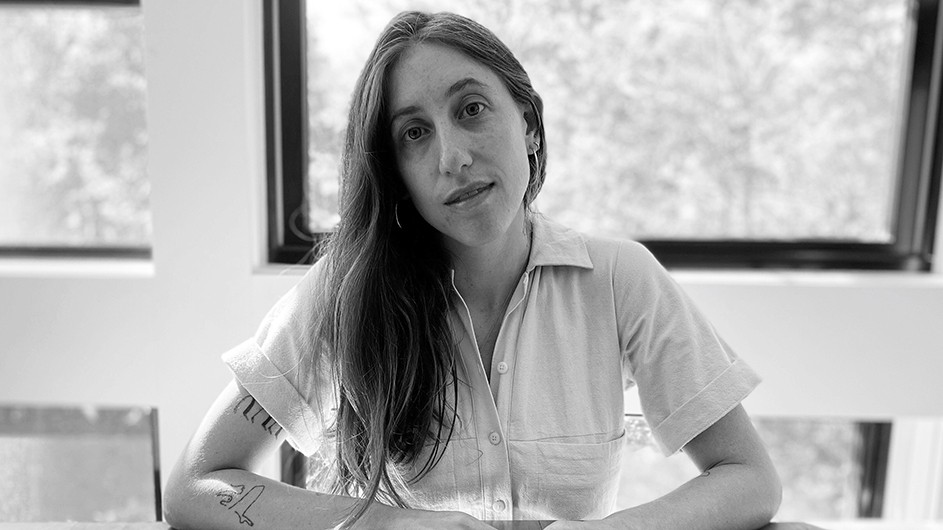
649, 359, 761, 456
222, 338, 323, 456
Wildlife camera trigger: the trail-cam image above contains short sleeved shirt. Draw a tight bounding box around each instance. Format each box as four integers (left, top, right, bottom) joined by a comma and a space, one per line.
223, 215, 760, 521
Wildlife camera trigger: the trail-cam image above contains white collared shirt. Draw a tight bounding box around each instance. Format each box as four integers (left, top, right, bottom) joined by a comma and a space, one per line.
224, 215, 760, 521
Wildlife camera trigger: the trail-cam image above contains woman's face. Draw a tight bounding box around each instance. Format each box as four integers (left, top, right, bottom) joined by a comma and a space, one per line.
388, 43, 535, 251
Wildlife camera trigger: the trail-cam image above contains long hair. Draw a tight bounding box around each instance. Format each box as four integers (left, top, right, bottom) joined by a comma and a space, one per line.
313, 10, 548, 526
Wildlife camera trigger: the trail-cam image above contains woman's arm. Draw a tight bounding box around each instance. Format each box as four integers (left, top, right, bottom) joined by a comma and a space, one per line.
163, 379, 494, 530
550, 404, 782, 530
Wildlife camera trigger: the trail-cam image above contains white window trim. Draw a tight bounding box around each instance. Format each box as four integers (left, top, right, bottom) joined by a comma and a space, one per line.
885, 417, 943, 521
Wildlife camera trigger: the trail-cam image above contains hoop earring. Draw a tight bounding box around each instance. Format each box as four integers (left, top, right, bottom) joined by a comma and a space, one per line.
394, 201, 403, 230
529, 147, 540, 170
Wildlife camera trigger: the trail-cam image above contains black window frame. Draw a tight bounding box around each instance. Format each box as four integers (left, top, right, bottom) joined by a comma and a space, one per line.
264, 0, 326, 264
265, 0, 942, 270
0, 0, 150, 260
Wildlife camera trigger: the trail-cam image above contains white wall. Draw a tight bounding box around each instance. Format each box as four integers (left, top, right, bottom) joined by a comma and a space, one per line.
1, 0, 942, 496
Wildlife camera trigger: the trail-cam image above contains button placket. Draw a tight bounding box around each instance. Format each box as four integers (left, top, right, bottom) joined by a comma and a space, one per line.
491, 270, 529, 381
492, 271, 528, 378
449, 268, 520, 520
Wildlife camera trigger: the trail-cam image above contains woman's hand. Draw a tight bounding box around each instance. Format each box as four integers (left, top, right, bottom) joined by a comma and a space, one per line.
545, 520, 617, 530
405, 510, 498, 530
363, 505, 497, 529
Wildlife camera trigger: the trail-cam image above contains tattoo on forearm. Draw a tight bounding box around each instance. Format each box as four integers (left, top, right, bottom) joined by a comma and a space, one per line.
233, 394, 284, 437
216, 483, 265, 527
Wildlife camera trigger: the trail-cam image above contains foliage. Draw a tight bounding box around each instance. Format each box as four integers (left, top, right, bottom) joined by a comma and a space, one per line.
0, 6, 149, 247
305, 0, 908, 241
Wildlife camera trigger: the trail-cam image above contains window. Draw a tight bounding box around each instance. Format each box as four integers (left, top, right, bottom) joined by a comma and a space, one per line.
266, 0, 941, 269
0, 404, 161, 522
0, 0, 150, 259
269, 1, 915, 519
613, 417, 892, 520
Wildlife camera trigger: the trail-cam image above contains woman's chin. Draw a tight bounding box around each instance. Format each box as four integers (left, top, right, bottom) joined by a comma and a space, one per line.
440, 214, 527, 255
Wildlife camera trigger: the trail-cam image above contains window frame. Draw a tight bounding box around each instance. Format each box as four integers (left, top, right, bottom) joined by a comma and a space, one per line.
263, 0, 327, 264
265, 0, 942, 270
0, 0, 149, 260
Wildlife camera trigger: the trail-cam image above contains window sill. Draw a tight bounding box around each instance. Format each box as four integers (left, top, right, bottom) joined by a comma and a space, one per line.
252, 263, 310, 277
671, 268, 943, 290
0, 257, 154, 279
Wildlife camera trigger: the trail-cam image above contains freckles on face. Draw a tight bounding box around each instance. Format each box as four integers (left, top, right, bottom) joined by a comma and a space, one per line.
387, 43, 534, 249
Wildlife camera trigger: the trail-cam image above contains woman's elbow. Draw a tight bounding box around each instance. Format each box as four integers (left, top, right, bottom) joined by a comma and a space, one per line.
162, 459, 201, 529
757, 462, 784, 523
162, 490, 187, 530
162, 478, 188, 528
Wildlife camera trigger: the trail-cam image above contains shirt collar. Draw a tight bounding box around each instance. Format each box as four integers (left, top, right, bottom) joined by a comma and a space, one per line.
527, 214, 594, 271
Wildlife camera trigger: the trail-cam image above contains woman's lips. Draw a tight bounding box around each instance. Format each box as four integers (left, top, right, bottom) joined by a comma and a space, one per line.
445, 183, 494, 205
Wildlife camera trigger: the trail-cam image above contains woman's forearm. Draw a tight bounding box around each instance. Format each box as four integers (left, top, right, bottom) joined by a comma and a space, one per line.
163, 467, 392, 530
164, 467, 495, 530
603, 461, 781, 530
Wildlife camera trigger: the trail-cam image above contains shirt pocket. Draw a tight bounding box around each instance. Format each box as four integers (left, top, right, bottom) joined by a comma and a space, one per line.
510, 428, 625, 521
401, 435, 484, 519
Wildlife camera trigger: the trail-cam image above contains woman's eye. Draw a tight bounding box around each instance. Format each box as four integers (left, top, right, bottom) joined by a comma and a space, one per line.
405, 127, 424, 141
463, 102, 483, 117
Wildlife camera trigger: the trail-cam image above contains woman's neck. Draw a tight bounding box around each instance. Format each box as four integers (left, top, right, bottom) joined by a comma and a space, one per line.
448, 209, 532, 310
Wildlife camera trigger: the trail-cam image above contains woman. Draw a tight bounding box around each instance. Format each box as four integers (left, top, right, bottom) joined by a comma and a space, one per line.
164, 10, 782, 530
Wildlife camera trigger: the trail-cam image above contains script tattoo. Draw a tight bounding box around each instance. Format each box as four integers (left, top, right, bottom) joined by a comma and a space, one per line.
216, 483, 264, 526
233, 394, 283, 437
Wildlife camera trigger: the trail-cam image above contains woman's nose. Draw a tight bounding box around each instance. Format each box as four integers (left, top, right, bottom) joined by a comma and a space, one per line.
437, 126, 472, 176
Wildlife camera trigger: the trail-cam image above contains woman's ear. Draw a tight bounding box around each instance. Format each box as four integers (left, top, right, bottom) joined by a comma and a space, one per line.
526, 131, 540, 154
520, 104, 540, 154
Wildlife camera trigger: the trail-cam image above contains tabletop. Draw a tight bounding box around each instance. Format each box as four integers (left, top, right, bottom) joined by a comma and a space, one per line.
1, 522, 942, 530
0, 523, 843, 529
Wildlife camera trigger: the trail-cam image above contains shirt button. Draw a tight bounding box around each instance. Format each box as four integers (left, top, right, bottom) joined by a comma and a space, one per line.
489, 431, 501, 445
496, 361, 508, 374
493, 499, 507, 512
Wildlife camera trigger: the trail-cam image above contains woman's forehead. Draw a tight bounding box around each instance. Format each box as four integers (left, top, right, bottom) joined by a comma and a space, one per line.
388, 43, 508, 113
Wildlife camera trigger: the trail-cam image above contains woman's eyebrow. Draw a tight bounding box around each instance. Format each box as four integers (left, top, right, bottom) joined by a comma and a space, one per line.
391, 105, 421, 128
445, 77, 488, 98
390, 78, 490, 128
